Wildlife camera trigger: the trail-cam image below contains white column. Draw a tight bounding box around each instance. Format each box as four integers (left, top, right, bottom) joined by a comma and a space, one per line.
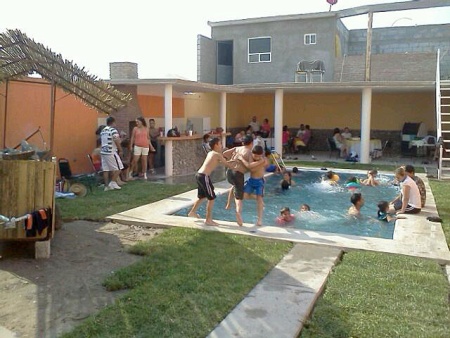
274, 89, 284, 155
360, 87, 372, 164
164, 84, 173, 177
220, 92, 227, 147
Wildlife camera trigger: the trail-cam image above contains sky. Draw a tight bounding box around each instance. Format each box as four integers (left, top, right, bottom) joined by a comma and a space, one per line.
1, 0, 449, 81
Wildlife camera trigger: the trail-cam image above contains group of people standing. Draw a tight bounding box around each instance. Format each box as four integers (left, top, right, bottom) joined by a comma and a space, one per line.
95, 116, 160, 191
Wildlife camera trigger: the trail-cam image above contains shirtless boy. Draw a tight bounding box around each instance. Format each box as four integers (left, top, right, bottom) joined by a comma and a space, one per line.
348, 192, 364, 217
188, 138, 234, 226
222, 135, 254, 226
238, 145, 268, 226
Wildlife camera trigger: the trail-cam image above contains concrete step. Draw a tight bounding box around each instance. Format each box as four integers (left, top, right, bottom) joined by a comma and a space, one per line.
207, 244, 342, 338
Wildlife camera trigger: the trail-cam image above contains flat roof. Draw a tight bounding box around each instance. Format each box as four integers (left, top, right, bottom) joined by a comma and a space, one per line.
208, 0, 450, 27
108, 79, 436, 96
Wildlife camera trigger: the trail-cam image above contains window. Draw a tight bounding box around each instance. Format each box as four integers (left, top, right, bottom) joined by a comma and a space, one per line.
304, 33, 316, 45
248, 37, 271, 63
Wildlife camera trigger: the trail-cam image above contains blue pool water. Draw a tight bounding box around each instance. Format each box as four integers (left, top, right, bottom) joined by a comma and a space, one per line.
174, 169, 400, 239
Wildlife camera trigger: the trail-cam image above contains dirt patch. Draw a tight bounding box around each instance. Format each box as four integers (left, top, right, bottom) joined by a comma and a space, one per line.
0, 221, 163, 338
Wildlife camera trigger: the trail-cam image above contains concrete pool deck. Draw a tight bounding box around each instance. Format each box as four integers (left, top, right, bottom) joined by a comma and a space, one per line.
106, 168, 450, 337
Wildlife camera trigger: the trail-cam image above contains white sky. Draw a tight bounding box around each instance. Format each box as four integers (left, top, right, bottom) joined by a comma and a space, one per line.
1, 0, 449, 81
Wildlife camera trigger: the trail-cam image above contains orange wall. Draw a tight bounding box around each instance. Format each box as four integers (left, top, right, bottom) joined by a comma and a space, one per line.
137, 94, 184, 118
1, 79, 436, 175
0, 79, 107, 175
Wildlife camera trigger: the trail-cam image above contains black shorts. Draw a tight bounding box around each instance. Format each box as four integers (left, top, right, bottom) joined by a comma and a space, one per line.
393, 200, 421, 214
150, 140, 157, 153
196, 173, 215, 200
226, 169, 245, 200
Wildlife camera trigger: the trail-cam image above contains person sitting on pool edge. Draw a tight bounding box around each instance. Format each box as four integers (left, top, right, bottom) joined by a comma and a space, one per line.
348, 192, 364, 217
389, 166, 421, 215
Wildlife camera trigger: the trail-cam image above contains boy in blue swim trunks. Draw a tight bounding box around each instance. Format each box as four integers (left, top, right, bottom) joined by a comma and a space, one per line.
238, 145, 268, 226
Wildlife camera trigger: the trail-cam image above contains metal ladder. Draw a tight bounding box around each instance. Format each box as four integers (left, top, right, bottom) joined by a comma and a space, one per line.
438, 80, 450, 179
270, 150, 286, 171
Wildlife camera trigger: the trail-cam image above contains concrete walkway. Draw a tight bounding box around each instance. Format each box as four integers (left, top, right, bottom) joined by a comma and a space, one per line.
207, 243, 342, 338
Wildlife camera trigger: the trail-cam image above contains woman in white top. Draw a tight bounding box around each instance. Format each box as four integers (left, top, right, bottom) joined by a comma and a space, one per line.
389, 167, 421, 214
332, 128, 348, 158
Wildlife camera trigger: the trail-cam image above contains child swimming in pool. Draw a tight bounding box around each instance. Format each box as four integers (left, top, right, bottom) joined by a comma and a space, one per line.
346, 176, 361, 190
280, 171, 295, 190
276, 207, 295, 225
348, 192, 364, 217
323, 170, 340, 185
377, 200, 405, 222
300, 204, 310, 212
361, 169, 380, 186
238, 145, 268, 226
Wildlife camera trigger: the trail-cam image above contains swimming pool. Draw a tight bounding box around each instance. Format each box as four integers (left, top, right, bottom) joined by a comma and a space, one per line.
174, 169, 400, 239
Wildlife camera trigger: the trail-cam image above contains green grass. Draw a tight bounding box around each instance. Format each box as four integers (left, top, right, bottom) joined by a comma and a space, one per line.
300, 252, 450, 338
57, 163, 449, 337
60, 228, 293, 338
56, 180, 195, 221
428, 179, 450, 247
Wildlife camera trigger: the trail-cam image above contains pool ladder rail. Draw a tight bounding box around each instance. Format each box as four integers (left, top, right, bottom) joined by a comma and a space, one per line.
270, 150, 286, 171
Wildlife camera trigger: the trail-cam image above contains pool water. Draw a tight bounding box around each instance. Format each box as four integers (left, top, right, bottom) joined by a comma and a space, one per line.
174, 169, 400, 239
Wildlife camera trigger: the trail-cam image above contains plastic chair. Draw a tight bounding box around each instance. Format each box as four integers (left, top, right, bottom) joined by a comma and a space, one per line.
371, 140, 391, 159
58, 158, 96, 196
87, 154, 104, 184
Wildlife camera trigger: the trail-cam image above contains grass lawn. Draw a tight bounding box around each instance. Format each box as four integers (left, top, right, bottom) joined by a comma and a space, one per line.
56, 179, 196, 221
58, 163, 450, 337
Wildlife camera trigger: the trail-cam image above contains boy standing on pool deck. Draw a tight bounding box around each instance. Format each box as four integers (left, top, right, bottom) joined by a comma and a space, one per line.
188, 137, 235, 226
238, 145, 268, 226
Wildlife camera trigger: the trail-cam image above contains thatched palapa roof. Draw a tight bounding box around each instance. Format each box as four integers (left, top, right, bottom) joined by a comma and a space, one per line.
0, 29, 130, 114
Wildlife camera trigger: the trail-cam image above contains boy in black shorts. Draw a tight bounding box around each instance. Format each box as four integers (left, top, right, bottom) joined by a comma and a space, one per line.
188, 138, 234, 226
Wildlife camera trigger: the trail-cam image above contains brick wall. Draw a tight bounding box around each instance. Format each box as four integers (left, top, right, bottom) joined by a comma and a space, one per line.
109, 62, 138, 80
334, 53, 436, 82
112, 85, 142, 135
171, 139, 205, 176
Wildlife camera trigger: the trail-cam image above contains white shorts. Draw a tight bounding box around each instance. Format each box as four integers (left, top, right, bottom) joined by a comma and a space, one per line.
133, 146, 149, 156
101, 153, 124, 171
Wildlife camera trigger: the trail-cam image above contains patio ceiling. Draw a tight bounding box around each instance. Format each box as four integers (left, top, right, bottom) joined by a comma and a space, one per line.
0, 29, 131, 114
110, 78, 435, 97
108, 78, 244, 97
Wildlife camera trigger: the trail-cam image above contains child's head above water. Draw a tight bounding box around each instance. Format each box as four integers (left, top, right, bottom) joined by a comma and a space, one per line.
377, 200, 389, 213
300, 204, 311, 212
350, 192, 364, 207
368, 169, 378, 177
347, 176, 358, 183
